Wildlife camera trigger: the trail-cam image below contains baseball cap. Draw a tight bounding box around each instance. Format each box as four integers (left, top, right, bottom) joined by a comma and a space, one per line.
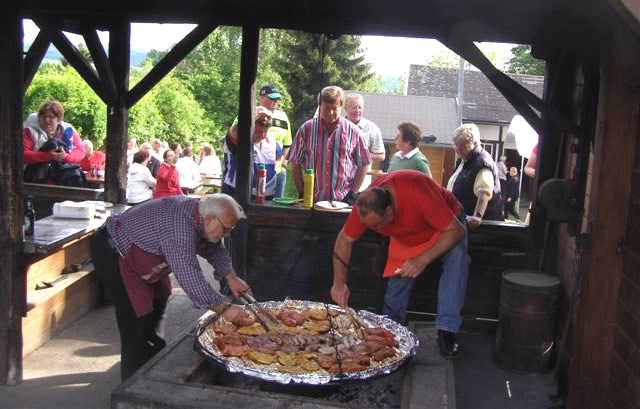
259, 85, 281, 100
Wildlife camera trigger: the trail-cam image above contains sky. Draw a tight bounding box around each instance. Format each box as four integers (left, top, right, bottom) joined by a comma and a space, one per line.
23, 20, 516, 78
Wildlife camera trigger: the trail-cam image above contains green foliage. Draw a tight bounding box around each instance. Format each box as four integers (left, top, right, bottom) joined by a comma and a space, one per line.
25, 27, 376, 159
24, 65, 107, 148
174, 27, 242, 139
505, 45, 545, 75
272, 32, 375, 129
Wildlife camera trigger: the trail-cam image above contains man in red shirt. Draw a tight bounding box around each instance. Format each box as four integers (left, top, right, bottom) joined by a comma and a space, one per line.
79, 139, 106, 172
153, 149, 182, 199
331, 170, 470, 357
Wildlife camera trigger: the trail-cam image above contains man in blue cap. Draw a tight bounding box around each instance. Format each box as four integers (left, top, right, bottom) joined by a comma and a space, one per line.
259, 85, 292, 198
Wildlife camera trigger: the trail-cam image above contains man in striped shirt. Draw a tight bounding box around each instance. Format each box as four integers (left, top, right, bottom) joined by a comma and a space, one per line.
288, 86, 371, 204
90, 194, 250, 379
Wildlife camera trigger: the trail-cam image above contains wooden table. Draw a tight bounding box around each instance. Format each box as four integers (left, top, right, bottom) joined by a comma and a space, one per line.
22, 204, 129, 356
84, 172, 105, 188
181, 180, 204, 195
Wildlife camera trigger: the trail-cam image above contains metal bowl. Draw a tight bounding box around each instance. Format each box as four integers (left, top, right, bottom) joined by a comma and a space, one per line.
194, 300, 419, 385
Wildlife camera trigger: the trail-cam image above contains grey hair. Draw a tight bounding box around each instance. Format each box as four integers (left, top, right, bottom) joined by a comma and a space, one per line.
83, 139, 93, 149
198, 193, 246, 221
345, 93, 364, 107
452, 123, 480, 146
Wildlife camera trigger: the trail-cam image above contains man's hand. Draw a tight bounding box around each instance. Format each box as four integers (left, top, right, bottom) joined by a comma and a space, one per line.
225, 272, 250, 298
396, 256, 428, 278
331, 282, 351, 308
506, 197, 512, 203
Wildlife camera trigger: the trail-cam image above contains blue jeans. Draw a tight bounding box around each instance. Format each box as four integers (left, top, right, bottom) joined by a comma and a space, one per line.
274, 168, 287, 198
383, 210, 470, 332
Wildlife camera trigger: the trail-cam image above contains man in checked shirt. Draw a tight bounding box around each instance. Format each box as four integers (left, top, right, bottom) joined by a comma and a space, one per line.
90, 193, 251, 380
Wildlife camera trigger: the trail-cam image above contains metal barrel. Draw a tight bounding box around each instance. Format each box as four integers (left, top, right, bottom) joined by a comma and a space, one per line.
494, 270, 561, 372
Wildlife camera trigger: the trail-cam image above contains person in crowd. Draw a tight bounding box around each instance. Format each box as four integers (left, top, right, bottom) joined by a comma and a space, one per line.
126, 150, 156, 206
153, 149, 182, 199
23, 100, 85, 186
151, 139, 165, 162
447, 123, 504, 228
524, 143, 538, 179
89, 193, 251, 379
222, 107, 281, 199
126, 138, 137, 167
169, 142, 182, 158
258, 85, 292, 198
497, 154, 508, 194
198, 142, 210, 165
387, 121, 432, 177
199, 145, 222, 177
140, 142, 161, 177
176, 145, 201, 190
288, 85, 371, 205
79, 139, 106, 173
331, 170, 469, 357
503, 167, 521, 221
344, 93, 385, 191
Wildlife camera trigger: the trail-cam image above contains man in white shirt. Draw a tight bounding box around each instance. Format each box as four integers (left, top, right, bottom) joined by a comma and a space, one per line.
151, 139, 166, 162
345, 93, 385, 191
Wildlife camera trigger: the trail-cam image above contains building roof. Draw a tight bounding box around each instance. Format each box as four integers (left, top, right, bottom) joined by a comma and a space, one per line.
407, 65, 545, 125
344, 91, 458, 144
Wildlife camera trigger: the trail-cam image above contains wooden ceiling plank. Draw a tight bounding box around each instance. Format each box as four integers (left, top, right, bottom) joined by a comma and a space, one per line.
34, 20, 106, 102
126, 21, 218, 108
82, 27, 117, 106
23, 29, 50, 93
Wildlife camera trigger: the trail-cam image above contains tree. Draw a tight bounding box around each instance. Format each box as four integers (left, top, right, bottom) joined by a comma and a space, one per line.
505, 45, 545, 75
274, 32, 375, 129
24, 65, 107, 148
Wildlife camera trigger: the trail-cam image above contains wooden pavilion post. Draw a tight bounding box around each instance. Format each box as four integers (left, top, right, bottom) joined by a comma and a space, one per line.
0, 9, 25, 385
232, 26, 259, 279
104, 21, 130, 204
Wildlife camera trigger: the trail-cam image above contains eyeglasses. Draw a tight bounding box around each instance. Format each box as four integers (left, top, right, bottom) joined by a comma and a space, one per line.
215, 215, 235, 234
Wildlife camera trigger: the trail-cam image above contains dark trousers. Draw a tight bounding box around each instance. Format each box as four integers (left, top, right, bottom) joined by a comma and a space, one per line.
90, 229, 168, 380
504, 200, 521, 220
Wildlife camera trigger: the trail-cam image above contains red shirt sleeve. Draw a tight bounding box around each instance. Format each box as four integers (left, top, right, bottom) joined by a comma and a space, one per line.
23, 129, 53, 165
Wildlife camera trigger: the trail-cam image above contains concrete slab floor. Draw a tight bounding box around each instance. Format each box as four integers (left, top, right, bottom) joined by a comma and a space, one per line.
0, 286, 206, 409
454, 325, 561, 409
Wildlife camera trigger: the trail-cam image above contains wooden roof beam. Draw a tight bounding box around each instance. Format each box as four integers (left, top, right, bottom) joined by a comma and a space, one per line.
82, 26, 117, 106
23, 28, 50, 93
441, 33, 583, 138
126, 21, 218, 108
34, 20, 107, 103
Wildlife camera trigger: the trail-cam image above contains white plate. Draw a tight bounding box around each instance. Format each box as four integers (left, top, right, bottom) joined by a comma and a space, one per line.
315, 201, 349, 210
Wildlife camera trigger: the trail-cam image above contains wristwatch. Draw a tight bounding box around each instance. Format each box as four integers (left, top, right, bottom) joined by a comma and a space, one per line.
474, 212, 483, 218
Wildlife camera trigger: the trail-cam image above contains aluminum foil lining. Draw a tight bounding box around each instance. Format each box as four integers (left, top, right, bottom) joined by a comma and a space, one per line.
194, 300, 419, 385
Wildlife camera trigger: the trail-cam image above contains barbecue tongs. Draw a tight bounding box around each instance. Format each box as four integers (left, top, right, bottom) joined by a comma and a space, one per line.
237, 290, 280, 331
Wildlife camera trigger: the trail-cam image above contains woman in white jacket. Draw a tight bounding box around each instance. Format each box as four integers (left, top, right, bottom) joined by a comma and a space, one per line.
127, 150, 156, 205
